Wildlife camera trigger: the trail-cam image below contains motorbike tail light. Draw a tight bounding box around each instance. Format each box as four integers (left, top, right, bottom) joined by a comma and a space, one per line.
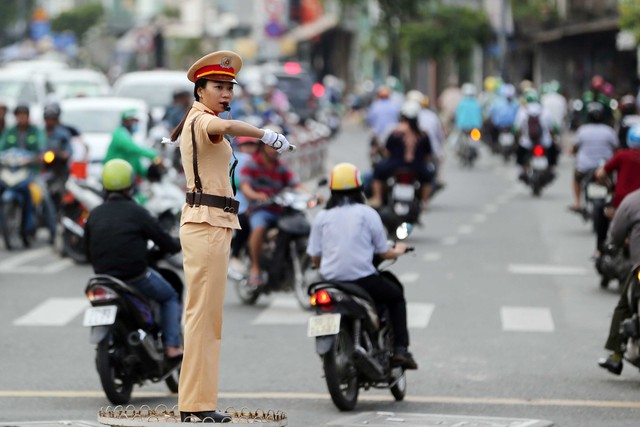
61, 193, 76, 204
395, 171, 415, 184
533, 145, 545, 157
310, 290, 332, 307
470, 128, 482, 141
86, 285, 118, 302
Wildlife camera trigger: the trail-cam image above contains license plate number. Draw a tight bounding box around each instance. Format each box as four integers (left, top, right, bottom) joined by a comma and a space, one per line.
392, 184, 415, 202
83, 306, 117, 327
532, 156, 548, 170
307, 313, 341, 337
586, 183, 608, 199
499, 133, 514, 146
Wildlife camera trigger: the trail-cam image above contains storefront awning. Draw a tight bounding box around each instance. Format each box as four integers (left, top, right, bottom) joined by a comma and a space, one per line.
531, 17, 619, 43
287, 14, 338, 43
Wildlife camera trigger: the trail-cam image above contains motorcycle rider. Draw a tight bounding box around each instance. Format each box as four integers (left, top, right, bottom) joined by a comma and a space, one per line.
104, 109, 161, 180
513, 89, 558, 182
0, 104, 47, 237
307, 162, 418, 370
84, 159, 183, 359
454, 83, 483, 145
568, 102, 618, 214
540, 80, 567, 132
616, 95, 640, 149
489, 83, 519, 142
370, 100, 434, 210
415, 93, 446, 189
239, 139, 304, 287
597, 187, 640, 375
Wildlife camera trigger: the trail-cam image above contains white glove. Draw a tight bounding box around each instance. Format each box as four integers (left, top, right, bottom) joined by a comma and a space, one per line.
260, 129, 296, 154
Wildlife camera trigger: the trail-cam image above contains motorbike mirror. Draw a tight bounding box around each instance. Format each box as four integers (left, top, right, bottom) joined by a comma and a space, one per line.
395, 222, 412, 240
317, 177, 328, 187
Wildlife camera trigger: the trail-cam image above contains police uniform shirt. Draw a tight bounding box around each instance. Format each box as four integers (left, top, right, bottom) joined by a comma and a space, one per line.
180, 101, 240, 230
307, 203, 389, 281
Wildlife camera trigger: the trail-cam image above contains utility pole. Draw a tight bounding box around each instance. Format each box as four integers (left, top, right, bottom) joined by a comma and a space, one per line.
498, 0, 507, 80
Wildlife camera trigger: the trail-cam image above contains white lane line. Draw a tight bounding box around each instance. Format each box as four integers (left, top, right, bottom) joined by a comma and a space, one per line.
0, 248, 51, 271
398, 272, 420, 283
442, 236, 458, 245
43, 259, 75, 273
423, 252, 442, 262
407, 303, 434, 328
458, 225, 474, 235
252, 296, 312, 325
496, 195, 510, 204
501, 306, 554, 332
483, 204, 498, 214
472, 214, 486, 223
13, 298, 89, 326
508, 264, 588, 276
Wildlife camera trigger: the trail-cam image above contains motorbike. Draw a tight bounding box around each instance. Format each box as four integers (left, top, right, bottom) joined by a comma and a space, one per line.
378, 168, 422, 240
497, 126, 516, 163
0, 148, 53, 249
82, 249, 183, 405
231, 189, 318, 309
524, 144, 553, 197
58, 177, 103, 263
306, 251, 413, 411
456, 128, 480, 167
41, 149, 70, 212
578, 168, 611, 229
618, 266, 640, 367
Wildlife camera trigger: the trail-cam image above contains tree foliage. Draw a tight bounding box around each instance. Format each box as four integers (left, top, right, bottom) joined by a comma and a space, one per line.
620, 0, 640, 44
51, 2, 104, 39
401, 4, 492, 60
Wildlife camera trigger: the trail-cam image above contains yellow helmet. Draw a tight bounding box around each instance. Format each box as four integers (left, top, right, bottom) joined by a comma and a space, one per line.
329, 163, 362, 191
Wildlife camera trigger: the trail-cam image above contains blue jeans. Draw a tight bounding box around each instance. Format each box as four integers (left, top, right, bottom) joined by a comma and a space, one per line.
129, 268, 181, 347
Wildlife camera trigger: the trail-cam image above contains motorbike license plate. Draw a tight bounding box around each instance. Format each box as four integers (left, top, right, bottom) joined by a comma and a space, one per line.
499, 132, 514, 146
586, 183, 608, 199
532, 156, 548, 170
83, 306, 117, 327
392, 184, 415, 202
307, 313, 341, 337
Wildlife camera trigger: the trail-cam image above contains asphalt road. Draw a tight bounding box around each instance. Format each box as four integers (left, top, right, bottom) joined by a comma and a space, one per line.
0, 118, 638, 426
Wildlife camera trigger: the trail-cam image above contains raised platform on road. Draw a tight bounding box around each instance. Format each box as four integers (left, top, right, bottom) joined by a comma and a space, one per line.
327, 411, 557, 426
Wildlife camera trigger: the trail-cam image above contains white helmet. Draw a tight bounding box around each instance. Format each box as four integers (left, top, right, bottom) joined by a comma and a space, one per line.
405, 90, 424, 104
400, 101, 421, 119
461, 83, 477, 97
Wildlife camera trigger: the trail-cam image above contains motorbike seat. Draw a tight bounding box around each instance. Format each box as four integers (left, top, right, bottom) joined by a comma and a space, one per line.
310, 280, 376, 306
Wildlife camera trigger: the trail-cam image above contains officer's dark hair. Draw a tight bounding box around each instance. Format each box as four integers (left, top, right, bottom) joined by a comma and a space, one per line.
170, 79, 209, 141
325, 189, 365, 210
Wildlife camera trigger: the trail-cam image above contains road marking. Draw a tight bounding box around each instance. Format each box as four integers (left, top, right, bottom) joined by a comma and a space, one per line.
0, 247, 74, 274
13, 297, 88, 326
252, 296, 312, 325
2, 390, 640, 409
442, 236, 458, 245
458, 225, 474, 234
398, 272, 419, 283
483, 204, 498, 214
472, 214, 486, 223
501, 306, 554, 332
508, 264, 589, 275
407, 303, 434, 328
423, 252, 441, 262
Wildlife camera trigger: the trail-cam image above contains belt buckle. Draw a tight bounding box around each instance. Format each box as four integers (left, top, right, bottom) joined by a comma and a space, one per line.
223, 197, 237, 214
191, 191, 202, 207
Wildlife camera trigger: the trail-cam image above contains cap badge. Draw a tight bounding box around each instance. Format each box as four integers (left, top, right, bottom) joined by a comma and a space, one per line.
220, 57, 232, 69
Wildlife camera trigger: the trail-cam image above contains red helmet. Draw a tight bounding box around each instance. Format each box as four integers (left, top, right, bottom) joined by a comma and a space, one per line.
591, 75, 605, 91
601, 82, 615, 97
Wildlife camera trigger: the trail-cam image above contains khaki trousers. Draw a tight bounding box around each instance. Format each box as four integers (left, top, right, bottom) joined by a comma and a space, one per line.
178, 222, 232, 412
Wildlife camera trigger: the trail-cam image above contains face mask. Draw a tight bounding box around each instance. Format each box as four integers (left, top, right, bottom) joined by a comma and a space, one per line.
130, 123, 140, 133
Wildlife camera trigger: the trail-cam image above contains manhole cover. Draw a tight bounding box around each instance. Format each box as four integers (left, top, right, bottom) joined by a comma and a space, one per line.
327, 412, 557, 427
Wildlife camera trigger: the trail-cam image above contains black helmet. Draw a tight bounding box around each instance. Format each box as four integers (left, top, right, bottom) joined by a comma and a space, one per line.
586, 102, 604, 123
14, 104, 29, 115
43, 102, 61, 118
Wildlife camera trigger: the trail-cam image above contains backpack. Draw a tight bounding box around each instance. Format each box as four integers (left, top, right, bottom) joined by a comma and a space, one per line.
527, 114, 543, 143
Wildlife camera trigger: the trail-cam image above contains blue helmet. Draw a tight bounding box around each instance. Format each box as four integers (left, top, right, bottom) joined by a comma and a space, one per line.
627, 125, 640, 148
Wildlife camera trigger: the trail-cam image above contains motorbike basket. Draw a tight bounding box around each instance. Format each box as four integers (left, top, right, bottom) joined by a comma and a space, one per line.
98, 405, 287, 426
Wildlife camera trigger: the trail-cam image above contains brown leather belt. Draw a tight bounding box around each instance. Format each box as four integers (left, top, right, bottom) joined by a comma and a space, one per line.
186, 192, 239, 214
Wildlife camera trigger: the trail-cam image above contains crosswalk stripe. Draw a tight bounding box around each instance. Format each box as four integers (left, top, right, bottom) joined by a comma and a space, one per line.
398, 272, 420, 283
0, 248, 51, 271
407, 303, 434, 328
508, 264, 588, 275
423, 252, 442, 262
13, 297, 88, 326
500, 306, 554, 332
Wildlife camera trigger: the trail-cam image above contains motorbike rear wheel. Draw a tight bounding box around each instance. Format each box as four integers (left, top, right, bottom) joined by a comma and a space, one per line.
389, 366, 406, 401
96, 332, 134, 405
293, 253, 313, 311
323, 325, 359, 411
165, 366, 180, 393
61, 228, 87, 263
2, 201, 24, 250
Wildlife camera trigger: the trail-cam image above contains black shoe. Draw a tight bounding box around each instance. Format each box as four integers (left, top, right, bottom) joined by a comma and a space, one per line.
180, 411, 232, 423
392, 347, 418, 370
518, 173, 528, 184
598, 355, 623, 375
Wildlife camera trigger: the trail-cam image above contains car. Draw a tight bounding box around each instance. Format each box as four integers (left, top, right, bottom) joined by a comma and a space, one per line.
111, 70, 192, 124
262, 62, 319, 121
45, 68, 111, 99
59, 97, 150, 181
0, 69, 51, 125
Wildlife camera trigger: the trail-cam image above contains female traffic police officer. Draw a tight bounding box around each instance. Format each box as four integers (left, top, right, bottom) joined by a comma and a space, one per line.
171, 50, 293, 422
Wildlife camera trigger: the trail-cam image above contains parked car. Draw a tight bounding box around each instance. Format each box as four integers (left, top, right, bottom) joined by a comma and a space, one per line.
112, 70, 191, 124
0, 69, 51, 126
262, 62, 319, 121
46, 69, 111, 99
59, 97, 149, 181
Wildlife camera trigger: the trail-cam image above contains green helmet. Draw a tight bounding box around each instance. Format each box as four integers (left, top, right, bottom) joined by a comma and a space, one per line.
523, 89, 539, 103
102, 159, 134, 191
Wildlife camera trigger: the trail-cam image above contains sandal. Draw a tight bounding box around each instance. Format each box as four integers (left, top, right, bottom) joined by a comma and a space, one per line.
248, 273, 264, 287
